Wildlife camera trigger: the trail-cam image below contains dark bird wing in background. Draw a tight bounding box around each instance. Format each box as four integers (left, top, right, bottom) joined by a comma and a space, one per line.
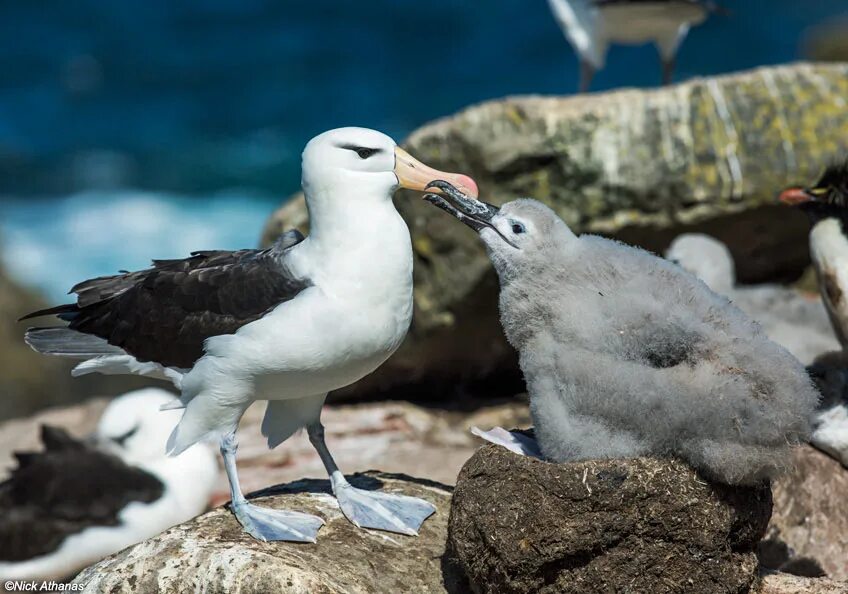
21, 230, 309, 369
0, 425, 164, 562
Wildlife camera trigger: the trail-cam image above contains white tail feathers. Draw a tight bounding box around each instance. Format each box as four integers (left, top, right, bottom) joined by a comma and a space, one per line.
70, 356, 184, 389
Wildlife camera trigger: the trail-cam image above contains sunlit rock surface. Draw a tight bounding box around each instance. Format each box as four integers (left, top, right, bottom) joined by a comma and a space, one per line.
767, 446, 848, 581
72, 473, 457, 594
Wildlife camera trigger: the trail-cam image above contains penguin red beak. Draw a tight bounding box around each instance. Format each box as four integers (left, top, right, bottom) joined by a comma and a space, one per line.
779, 188, 815, 206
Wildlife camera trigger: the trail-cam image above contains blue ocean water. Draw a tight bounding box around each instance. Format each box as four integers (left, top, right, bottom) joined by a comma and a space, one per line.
0, 0, 846, 299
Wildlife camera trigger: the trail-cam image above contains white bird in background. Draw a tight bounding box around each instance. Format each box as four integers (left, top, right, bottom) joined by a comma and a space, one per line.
546, 0, 715, 91
0, 388, 217, 581
21, 127, 479, 543
665, 233, 840, 366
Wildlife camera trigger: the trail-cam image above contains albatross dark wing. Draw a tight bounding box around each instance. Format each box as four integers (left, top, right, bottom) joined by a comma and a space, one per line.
0, 425, 164, 562
22, 230, 309, 369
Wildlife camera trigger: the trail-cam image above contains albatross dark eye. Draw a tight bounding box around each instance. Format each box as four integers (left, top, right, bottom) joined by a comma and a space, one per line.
356, 147, 378, 159
338, 144, 381, 159
511, 222, 526, 235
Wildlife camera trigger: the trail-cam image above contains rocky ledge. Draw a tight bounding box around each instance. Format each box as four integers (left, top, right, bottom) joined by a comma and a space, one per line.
72, 473, 457, 594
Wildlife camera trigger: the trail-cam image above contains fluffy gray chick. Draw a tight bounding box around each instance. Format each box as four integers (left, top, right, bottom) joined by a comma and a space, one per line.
425, 182, 819, 485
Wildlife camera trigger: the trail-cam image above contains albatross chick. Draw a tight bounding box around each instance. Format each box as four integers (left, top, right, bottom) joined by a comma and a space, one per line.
425, 181, 818, 485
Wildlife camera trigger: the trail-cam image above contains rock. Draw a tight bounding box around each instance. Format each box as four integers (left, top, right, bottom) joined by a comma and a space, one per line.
263, 63, 848, 402
757, 571, 848, 594
766, 446, 848, 580
0, 264, 78, 421
803, 19, 848, 63
72, 472, 458, 594
448, 445, 772, 594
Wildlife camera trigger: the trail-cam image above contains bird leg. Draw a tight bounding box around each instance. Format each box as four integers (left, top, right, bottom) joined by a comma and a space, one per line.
220, 432, 324, 542
579, 59, 595, 93
306, 421, 436, 536
661, 56, 677, 86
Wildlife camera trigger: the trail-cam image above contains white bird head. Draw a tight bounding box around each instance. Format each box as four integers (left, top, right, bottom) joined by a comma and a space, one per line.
301, 127, 478, 209
424, 181, 576, 279
95, 388, 185, 465
665, 233, 735, 293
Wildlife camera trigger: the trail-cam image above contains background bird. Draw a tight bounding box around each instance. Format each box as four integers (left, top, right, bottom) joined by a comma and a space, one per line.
780, 162, 848, 470
0, 388, 217, 581
780, 160, 848, 348
666, 233, 840, 365
20, 127, 478, 542
425, 182, 818, 485
806, 351, 848, 469
547, 0, 715, 91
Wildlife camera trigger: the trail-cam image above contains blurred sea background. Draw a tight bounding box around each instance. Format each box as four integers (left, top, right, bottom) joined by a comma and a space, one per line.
1, 0, 847, 301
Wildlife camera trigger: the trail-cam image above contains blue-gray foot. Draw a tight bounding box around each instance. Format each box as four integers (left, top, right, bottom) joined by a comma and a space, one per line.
332, 472, 436, 536
231, 500, 324, 543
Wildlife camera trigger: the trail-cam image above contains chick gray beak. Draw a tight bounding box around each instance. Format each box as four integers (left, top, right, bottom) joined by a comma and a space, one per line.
423, 180, 518, 248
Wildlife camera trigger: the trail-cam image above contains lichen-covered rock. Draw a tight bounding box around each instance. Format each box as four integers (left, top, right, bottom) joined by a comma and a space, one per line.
263, 63, 848, 402
72, 473, 458, 594
766, 446, 848, 580
448, 446, 772, 594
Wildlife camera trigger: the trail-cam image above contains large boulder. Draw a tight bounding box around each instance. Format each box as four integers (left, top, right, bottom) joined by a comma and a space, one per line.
263, 63, 848, 402
72, 473, 457, 594
447, 445, 773, 594
765, 446, 848, 580
0, 263, 78, 421
803, 19, 848, 63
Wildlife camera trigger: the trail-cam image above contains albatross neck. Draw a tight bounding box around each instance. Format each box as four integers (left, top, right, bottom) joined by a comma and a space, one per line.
296, 184, 413, 295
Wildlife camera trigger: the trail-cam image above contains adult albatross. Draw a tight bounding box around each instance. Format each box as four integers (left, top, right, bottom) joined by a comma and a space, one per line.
21, 127, 479, 543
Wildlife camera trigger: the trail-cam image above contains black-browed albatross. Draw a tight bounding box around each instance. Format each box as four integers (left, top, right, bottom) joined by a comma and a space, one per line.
21, 127, 479, 543
0, 388, 217, 579
546, 0, 717, 91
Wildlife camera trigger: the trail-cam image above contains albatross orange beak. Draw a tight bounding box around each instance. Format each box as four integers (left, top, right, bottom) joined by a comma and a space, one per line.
394, 147, 479, 198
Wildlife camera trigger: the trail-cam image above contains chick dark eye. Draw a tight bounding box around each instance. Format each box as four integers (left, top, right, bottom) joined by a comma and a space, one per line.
511, 222, 526, 235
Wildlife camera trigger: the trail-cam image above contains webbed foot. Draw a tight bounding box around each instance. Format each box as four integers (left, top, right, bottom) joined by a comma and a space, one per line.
333, 475, 436, 536
231, 500, 324, 543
